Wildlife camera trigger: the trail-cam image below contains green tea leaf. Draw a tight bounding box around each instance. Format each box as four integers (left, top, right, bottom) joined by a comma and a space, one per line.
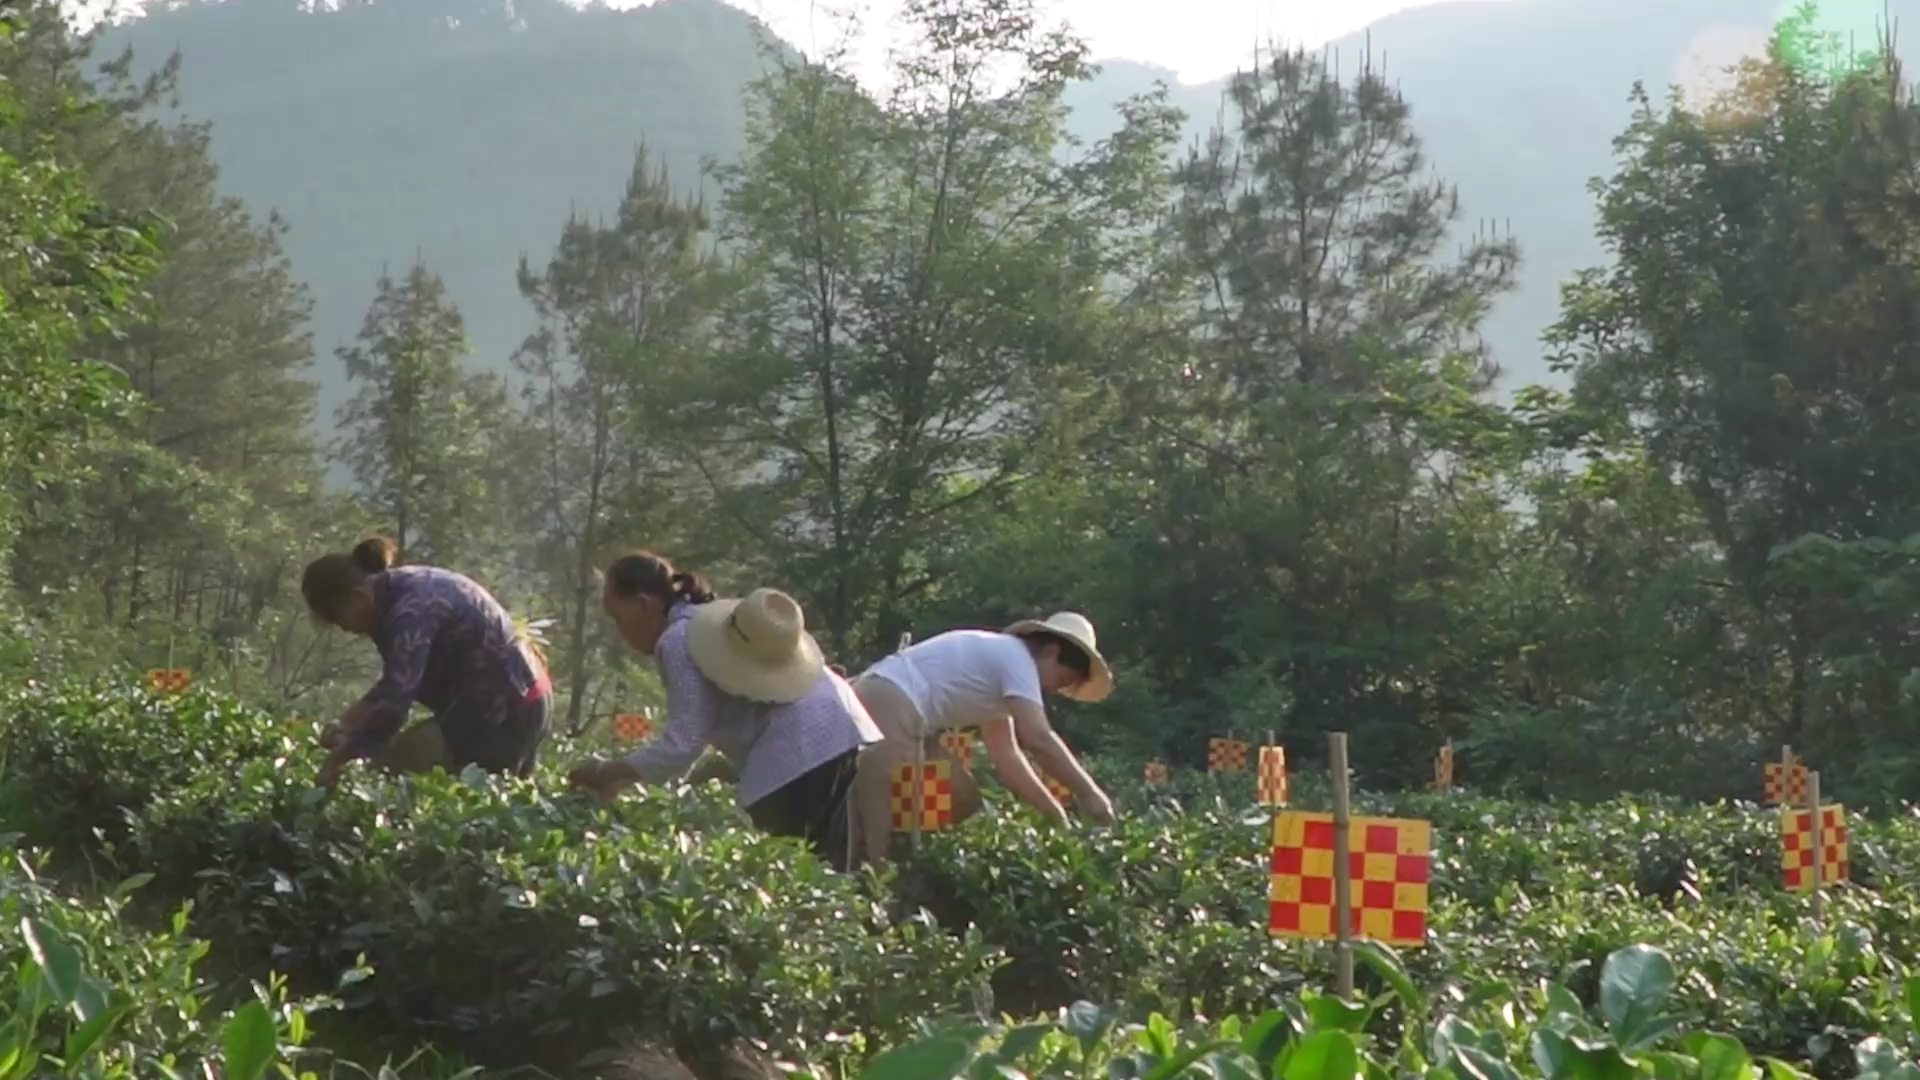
1306, 994, 1371, 1034
19, 920, 80, 1015
994, 1023, 1053, 1064
60, 1003, 127, 1066
1456, 1043, 1525, 1080
1282, 1030, 1359, 1080
1064, 1001, 1116, 1054
221, 1000, 278, 1080
1144, 1040, 1235, 1080
860, 1035, 976, 1080
1690, 1033, 1753, 1080
1760, 1058, 1812, 1080
1599, 945, 1675, 1044
1354, 941, 1424, 1019
1243, 1009, 1295, 1075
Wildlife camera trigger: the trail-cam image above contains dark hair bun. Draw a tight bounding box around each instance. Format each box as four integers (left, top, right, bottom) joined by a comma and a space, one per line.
669, 570, 716, 605
351, 535, 399, 574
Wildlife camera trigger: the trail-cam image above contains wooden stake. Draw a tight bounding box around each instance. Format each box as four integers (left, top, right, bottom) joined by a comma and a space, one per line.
1329, 731, 1354, 1000
1807, 768, 1824, 922
901, 632, 921, 855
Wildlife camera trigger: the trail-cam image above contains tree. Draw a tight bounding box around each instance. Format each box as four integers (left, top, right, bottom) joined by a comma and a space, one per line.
2, 0, 331, 693
512, 146, 725, 733
684, 0, 1181, 659
0, 5, 158, 574
1084, 43, 1520, 767
335, 262, 510, 568
1549, 9, 1920, 764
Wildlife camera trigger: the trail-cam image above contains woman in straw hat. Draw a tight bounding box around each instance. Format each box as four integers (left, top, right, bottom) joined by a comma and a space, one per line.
565, 551, 881, 870
847, 612, 1117, 866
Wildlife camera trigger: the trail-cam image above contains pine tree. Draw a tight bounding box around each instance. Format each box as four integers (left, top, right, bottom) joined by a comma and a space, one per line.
512, 146, 723, 732
335, 262, 509, 568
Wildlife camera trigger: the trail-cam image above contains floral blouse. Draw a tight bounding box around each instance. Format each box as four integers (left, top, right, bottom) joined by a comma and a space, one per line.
346, 566, 545, 757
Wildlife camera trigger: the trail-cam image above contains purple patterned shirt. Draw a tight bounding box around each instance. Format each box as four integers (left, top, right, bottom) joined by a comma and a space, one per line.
347, 566, 544, 757
621, 603, 881, 807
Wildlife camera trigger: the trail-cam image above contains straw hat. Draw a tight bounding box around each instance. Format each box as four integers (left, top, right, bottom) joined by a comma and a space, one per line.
686, 588, 826, 704
1004, 611, 1112, 703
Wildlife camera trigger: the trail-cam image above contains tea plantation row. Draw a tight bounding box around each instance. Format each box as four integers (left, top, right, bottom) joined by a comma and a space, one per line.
3, 678, 1920, 1078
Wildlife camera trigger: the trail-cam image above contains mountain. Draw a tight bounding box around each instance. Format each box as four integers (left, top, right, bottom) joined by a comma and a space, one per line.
103, 0, 773, 422
1066, 0, 1920, 390
102, 0, 1919, 417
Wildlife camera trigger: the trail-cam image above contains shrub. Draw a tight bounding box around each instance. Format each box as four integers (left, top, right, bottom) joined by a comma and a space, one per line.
0, 677, 300, 866
845, 940, 1920, 1080
126, 754, 1001, 1073
0, 847, 320, 1078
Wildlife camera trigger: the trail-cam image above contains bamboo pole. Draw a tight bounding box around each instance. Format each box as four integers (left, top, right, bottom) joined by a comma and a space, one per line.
1265, 729, 1276, 805
901, 632, 920, 855
1330, 732, 1354, 1000
1808, 769, 1824, 922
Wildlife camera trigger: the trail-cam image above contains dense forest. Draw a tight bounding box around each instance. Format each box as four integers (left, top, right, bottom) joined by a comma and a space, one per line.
4, 0, 1919, 808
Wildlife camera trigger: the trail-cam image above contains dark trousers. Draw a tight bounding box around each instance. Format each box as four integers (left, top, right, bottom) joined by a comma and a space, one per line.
745, 749, 861, 872
442, 692, 552, 778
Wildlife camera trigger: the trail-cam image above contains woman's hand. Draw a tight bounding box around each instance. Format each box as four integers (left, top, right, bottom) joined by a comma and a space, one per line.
316, 744, 353, 790
1080, 789, 1117, 824
568, 757, 636, 801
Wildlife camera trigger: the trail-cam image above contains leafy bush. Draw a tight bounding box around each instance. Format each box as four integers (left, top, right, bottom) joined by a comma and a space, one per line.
845, 941, 1920, 1080
893, 800, 1281, 1020
0, 846, 319, 1078
125, 752, 999, 1072
16, 675, 1920, 1078
0, 678, 301, 866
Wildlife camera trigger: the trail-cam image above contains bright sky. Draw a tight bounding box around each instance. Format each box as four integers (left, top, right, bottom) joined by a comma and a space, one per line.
713, 0, 1478, 88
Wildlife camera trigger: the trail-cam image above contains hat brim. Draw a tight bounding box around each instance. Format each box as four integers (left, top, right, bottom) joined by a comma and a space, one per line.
687, 599, 827, 704
1005, 619, 1112, 703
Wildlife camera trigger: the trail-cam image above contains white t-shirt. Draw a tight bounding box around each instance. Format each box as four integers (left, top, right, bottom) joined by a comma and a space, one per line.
864, 629, 1044, 735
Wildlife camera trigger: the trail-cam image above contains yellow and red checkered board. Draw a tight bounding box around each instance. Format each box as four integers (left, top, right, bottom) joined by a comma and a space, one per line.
1257, 745, 1287, 806
1781, 803, 1847, 891
1042, 772, 1073, 804
145, 668, 191, 693
1763, 760, 1809, 805
938, 729, 974, 764
611, 712, 653, 742
1208, 737, 1249, 772
890, 760, 954, 832
1269, 811, 1430, 947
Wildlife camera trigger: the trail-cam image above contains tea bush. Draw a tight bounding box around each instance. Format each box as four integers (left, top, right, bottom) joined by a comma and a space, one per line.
0, 678, 301, 866
846, 940, 1920, 1080
0, 846, 319, 1078
13, 675, 1920, 1078
119, 754, 1000, 1072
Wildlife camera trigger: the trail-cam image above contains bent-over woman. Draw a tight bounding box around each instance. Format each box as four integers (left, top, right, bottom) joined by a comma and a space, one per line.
849, 612, 1118, 866
565, 552, 881, 870
302, 536, 552, 786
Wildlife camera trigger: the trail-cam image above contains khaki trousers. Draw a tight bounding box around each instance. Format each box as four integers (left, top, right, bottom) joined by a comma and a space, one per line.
848, 673, 982, 866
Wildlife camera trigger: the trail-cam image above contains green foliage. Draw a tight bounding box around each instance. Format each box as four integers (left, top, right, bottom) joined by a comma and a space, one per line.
0, 853, 321, 1078
845, 940, 1904, 1080
0, 8, 159, 567
335, 262, 513, 569
0, 680, 300, 865
18, 679, 1920, 1077
1, 678, 997, 1071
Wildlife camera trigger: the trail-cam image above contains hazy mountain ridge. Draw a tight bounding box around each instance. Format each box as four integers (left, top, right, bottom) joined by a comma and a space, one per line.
102, 0, 1920, 414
